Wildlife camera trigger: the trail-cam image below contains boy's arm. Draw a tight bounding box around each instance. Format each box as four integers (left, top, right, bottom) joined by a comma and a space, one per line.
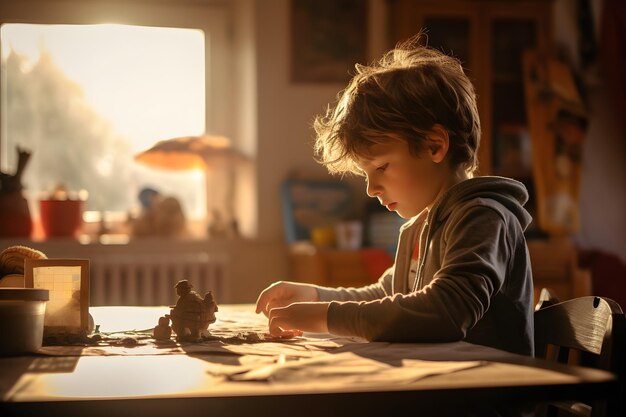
316, 266, 393, 302
325, 206, 514, 343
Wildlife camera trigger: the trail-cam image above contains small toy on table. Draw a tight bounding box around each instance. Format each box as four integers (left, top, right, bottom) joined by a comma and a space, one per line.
169, 279, 218, 341
153, 316, 173, 341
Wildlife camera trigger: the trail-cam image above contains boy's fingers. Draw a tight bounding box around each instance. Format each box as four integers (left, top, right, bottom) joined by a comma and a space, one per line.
255, 290, 272, 315
255, 283, 285, 315
266, 329, 303, 339
268, 308, 297, 336
254, 297, 265, 314
257, 298, 279, 317
268, 316, 285, 335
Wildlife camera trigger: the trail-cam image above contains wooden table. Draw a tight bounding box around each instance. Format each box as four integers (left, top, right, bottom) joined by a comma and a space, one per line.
0, 305, 619, 417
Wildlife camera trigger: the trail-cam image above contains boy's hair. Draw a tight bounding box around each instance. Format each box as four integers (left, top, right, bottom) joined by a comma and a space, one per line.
313, 35, 481, 176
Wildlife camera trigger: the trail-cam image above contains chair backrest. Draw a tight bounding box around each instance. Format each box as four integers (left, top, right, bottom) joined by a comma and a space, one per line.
534, 296, 626, 417
535, 287, 561, 311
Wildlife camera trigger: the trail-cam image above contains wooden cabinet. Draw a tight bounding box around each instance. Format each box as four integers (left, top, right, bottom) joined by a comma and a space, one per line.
289, 247, 393, 288
388, 0, 552, 197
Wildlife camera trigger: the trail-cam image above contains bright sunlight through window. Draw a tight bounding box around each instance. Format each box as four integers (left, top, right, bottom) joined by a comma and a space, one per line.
1, 23, 207, 222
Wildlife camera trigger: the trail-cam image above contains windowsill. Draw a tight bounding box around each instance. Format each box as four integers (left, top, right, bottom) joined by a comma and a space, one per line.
20, 214, 219, 245
0, 234, 284, 249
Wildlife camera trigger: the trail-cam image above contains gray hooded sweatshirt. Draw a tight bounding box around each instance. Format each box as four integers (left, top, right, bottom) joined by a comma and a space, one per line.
317, 176, 535, 356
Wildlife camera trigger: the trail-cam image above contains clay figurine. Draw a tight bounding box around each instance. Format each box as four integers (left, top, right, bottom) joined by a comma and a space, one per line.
203, 290, 219, 323
169, 280, 218, 341
153, 315, 173, 341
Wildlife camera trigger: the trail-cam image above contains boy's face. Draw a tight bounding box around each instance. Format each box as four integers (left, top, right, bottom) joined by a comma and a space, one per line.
355, 139, 450, 219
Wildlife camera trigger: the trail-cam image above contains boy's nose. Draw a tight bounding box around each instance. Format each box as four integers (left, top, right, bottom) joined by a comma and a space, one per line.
366, 178, 382, 198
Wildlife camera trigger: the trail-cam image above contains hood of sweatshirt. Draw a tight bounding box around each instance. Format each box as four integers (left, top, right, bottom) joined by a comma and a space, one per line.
426, 176, 532, 232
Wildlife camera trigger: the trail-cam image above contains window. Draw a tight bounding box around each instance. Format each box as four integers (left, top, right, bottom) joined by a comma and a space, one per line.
0, 1, 233, 237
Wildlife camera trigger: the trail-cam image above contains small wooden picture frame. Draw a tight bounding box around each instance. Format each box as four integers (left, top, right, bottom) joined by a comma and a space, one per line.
24, 258, 90, 335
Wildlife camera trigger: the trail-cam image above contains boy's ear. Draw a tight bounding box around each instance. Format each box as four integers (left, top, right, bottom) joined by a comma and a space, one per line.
427, 124, 449, 163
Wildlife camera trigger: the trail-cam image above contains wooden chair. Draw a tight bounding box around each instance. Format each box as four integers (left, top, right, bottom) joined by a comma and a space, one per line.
534, 296, 626, 417
535, 287, 561, 311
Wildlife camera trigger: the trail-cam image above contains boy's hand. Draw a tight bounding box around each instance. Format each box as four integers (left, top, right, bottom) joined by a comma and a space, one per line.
255, 281, 319, 317
267, 302, 329, 336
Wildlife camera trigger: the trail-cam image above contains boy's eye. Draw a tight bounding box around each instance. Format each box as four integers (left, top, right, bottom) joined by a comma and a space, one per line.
376, 163, 389, 172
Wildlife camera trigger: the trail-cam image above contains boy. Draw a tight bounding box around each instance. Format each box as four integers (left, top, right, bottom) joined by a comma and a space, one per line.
256, 37, 534, 356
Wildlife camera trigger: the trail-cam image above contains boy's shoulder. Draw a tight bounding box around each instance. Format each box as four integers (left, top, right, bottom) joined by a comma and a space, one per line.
435, 177, 532, 230
448, 197, 514, 221
446, 177, 528, 202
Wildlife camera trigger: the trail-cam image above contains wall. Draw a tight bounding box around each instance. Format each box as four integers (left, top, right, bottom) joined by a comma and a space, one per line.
226, 0, 338, 302
234, 0, 387, 242
228, 0, 387, 302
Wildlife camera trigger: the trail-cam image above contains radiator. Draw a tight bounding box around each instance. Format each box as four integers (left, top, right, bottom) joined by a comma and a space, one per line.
89, 252, 229, 306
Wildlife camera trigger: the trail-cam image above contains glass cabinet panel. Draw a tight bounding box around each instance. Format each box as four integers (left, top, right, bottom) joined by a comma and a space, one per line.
422, 17, 471, 68
490, 18, 538, 180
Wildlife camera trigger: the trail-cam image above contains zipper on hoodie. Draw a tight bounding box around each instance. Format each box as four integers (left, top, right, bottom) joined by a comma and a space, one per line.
413, 217, 430, 292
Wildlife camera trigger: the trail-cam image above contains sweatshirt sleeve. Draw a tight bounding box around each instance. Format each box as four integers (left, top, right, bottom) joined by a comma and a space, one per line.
326, 205, 511, 342
316, 266, 393, 302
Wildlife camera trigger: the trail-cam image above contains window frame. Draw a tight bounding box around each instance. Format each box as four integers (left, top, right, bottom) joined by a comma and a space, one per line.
0, 0, 234, 235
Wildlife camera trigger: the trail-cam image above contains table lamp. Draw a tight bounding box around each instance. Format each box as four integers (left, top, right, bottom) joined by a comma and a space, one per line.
134, 134, 246, 237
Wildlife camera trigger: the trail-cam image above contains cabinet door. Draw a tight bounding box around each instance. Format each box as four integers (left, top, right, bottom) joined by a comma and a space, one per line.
387, 1, 486, 173
388, 1, 479, 77
482, 3, 552, 179
388, 1, 552, 236
388, 0, 551, 173
480, 3, 552, 237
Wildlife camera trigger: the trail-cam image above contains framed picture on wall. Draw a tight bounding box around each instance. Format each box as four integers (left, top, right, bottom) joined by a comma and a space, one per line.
290, 0, 367, 83
281, 178, 355, 243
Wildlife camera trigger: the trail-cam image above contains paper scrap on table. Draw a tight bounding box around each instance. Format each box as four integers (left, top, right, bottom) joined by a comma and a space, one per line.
228, 351, 484, 385
37, 332, 361, 358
